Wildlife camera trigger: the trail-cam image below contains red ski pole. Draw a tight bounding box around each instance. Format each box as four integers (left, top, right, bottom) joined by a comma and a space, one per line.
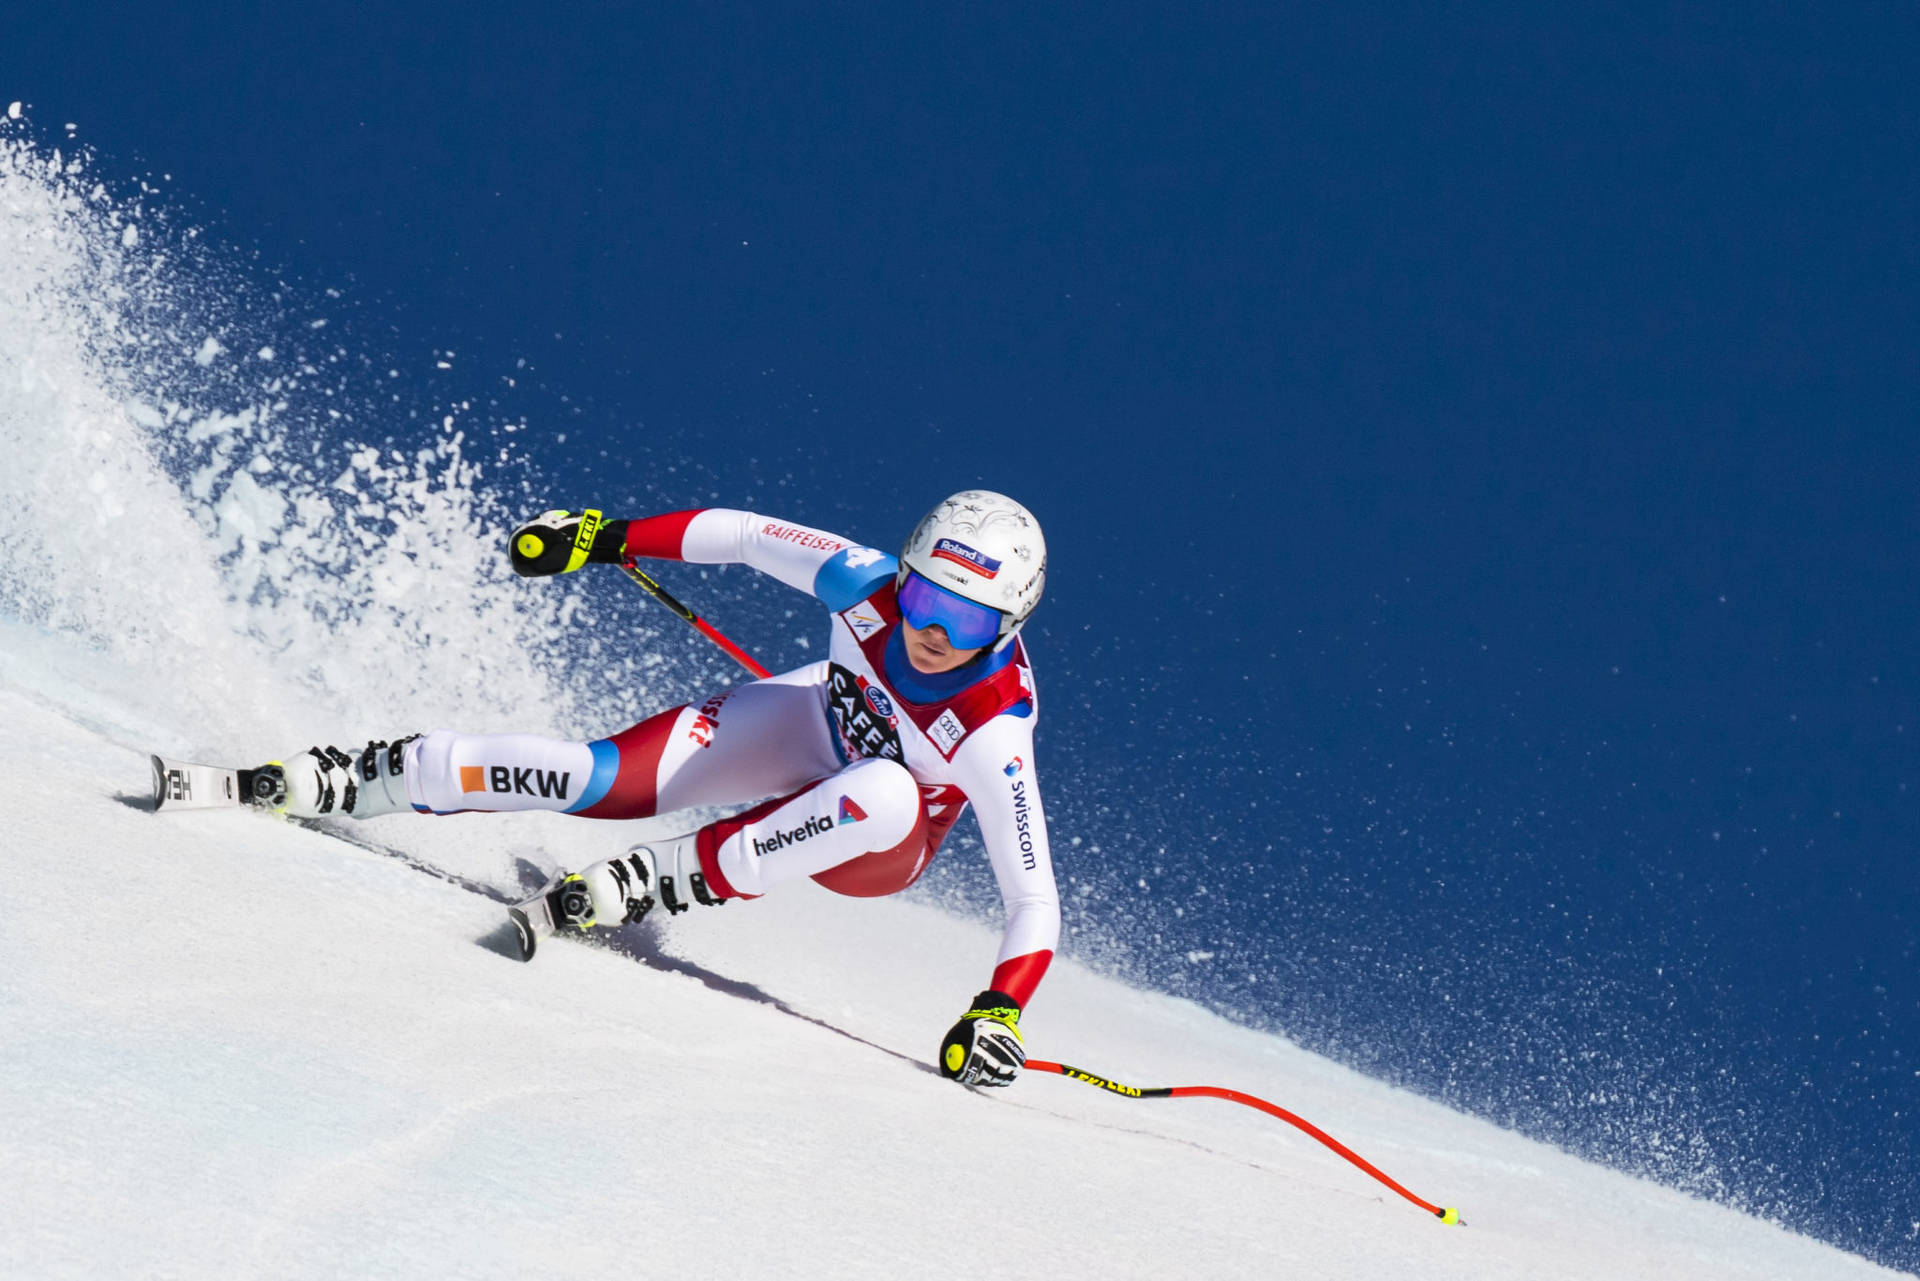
620, 558, 771, 679
1025, 1059, 1463, 1225
616, 563, 1462, 1222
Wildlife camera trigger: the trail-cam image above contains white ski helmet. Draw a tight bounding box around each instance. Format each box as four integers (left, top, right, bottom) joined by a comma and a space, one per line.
898, 490, 1047, 648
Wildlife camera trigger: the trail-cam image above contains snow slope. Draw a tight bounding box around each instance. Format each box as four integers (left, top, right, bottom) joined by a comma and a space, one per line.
0, 666, 1899, 1281
0, 125, 1901, 1281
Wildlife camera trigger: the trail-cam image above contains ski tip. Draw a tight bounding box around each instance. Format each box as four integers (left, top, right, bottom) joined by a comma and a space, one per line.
148, 755, 167, 811
508, 907, 538, 962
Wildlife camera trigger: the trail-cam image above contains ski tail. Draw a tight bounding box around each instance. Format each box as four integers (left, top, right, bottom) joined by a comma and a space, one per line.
151, 755, 249, 812
508, 872, 568, 961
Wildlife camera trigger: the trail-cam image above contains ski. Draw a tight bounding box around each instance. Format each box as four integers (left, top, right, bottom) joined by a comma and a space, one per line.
507, 872, 569, 961
150, 751, 520, 901
152, 751, 565, 959
150, 753, 280, 812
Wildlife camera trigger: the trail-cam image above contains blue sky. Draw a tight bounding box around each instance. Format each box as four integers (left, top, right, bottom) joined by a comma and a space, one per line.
10, 3, 1918, 1265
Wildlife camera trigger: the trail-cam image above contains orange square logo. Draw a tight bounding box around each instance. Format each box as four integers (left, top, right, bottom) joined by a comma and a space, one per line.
460, 765, 487, 793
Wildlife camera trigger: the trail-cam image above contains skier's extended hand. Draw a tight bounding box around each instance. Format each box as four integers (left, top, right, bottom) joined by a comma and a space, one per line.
509, 509, 629, 576
939, 990, 1026, 1087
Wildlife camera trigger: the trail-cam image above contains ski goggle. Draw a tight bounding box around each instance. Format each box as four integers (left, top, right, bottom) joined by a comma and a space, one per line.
897, 570, 1006, 649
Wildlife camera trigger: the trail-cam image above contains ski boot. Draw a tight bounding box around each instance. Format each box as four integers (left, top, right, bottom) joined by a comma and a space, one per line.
507, 837, 727, 961
247, 737, 418, 819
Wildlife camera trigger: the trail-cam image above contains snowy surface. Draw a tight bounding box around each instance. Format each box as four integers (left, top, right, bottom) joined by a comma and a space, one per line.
0, 678, 1899, 1281
0, 124, 1901, 1281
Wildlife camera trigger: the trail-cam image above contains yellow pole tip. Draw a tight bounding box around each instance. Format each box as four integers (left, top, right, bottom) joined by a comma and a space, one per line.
1439, 1207, 1463, 1226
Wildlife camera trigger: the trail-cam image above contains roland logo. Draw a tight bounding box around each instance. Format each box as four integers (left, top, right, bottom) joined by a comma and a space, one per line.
931, 537, 1001, 578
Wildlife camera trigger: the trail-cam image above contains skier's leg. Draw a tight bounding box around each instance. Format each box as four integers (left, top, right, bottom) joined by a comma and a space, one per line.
253, 730, 592, 820
402, 729, 605, 814
600, 661, 844, 817
263, 662, 840, 821
401, 661, 841, 818
700, 755, 930, 897
566, 756, 931, 926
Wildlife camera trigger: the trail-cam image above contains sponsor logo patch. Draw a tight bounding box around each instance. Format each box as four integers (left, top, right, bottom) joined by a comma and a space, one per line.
686, 692, 728, 748
751, 814, 834, 857
837, 795, 867, 823
928, 709, 966, 754
762, 522, 846, 552
863, 684, 895, 718
1065, 1067, 1142, 1097
931, 537, 1001, 578
460, 764, 573, 799
827, 664, 904, 765
1011, 778, 1037, 871
847, 608, 884, 640
1003, 756, 1024, 777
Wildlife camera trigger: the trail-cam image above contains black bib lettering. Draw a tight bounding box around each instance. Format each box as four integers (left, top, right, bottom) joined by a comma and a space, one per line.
827, 663, 904, 764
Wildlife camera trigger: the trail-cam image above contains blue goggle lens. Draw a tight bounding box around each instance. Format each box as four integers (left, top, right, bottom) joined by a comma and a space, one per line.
897, 571, 1005, 649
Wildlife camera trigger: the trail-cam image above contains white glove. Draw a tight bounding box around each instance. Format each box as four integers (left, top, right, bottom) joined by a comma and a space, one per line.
939, 990, 1026, 1087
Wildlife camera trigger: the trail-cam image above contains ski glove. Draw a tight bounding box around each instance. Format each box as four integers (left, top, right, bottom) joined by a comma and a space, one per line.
939, 990, 1026, 1087
509, 509, 630, 576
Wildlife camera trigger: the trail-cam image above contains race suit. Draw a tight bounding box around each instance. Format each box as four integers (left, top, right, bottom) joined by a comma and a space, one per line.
398, 509, 1060, 1008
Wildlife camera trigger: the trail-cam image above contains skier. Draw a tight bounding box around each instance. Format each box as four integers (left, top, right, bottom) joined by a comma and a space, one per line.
253, 491, 1054, 1089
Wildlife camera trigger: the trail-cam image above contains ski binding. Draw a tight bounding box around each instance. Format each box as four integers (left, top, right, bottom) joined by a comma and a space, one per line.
150, 754, 283, 812
508, 871, 578, 962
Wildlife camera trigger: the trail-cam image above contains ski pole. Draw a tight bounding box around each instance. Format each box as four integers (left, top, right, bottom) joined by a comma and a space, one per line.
613, 563, 1464, 1224
620, 558, 772, 679
1025, 1059, 1463, 1225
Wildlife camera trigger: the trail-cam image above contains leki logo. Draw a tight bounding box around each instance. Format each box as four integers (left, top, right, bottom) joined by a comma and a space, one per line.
931, 537, 1001, 578
1066, 1068, 1142, 1097
837, 795, 868, 823
460, 765, 573, 799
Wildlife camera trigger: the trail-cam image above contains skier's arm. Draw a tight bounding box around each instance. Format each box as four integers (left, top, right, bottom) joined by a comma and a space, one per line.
620, 509, 895, 605
949, 714, 1061, 1009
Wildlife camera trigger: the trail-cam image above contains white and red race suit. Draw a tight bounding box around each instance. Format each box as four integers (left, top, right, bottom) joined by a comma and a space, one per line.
400, 509, 1060, 1007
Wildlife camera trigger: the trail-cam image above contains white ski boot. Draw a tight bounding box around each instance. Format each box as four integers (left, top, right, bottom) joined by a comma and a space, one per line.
249, 737, 418, 819
507, 837, 726, 961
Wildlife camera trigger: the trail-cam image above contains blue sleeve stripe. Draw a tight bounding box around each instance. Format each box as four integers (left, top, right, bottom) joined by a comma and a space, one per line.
813, 549, 898, 612
566, 739, 622, 813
